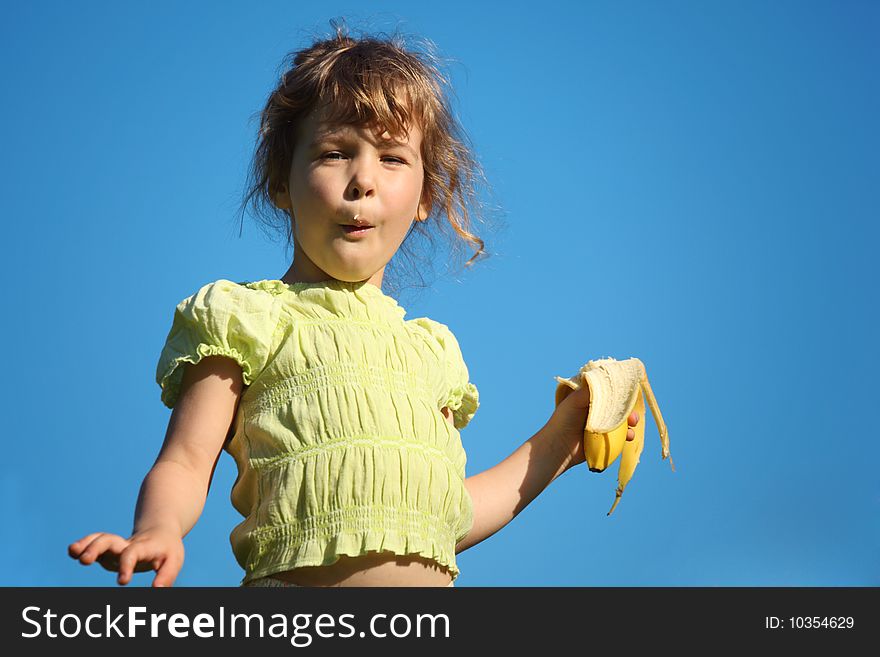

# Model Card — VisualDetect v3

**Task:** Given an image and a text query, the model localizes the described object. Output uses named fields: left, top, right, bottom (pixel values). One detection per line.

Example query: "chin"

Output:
left=319, top=253, right=384, bottom=284
left=327, top=268, right=376, bottom=283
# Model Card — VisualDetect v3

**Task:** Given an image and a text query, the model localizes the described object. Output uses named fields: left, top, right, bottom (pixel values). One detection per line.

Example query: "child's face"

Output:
left=275, top=105, right=428, bottom=288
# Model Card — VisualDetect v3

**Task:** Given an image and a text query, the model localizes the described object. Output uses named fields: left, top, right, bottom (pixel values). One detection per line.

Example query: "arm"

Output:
left=133, top=355, right=244, bottom=537
left=454, top=420, right=570, bottom=554
left=452, top=383, right=639, bottom=554
left=69, top=355, right=243, bottom=586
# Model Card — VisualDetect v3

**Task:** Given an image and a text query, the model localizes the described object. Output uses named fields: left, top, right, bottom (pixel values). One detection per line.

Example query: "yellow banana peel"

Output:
left=554, top=357, right=673, bottom=515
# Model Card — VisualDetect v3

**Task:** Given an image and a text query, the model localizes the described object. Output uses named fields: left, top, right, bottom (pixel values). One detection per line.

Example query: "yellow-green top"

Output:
left=155, top=279, right=479, bottom=584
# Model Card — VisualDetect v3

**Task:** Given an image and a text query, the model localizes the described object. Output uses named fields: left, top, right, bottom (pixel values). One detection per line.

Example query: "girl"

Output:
left=68, top=23, right=638, bottom=588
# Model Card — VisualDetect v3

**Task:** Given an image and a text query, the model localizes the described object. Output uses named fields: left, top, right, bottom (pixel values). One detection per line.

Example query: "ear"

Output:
left=273, top=184, right=291, bottom=210
left=416, top=189, right=432, bottom=222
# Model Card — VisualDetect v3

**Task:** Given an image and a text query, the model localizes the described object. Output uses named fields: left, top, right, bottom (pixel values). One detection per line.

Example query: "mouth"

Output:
left=340, top=224, right=374, bottom=235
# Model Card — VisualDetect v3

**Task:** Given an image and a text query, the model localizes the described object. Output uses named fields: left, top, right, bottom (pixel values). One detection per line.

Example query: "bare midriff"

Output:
left=269, top=552, right=454, bottom=587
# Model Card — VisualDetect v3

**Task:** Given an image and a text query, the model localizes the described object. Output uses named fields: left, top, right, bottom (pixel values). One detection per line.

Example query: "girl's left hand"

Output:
left=548, top=383, right=639, bottom=473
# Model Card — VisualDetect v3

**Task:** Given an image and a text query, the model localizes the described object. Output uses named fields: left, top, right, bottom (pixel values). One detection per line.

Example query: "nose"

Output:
left=346, top=157, right=377, bottom=201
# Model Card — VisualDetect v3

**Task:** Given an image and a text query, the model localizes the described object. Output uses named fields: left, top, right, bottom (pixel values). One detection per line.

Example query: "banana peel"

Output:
left=554, top=357, right=673, bottom=515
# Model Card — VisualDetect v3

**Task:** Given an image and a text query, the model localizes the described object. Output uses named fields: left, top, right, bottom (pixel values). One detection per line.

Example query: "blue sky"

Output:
left=2, top=0, right=876, bottom=586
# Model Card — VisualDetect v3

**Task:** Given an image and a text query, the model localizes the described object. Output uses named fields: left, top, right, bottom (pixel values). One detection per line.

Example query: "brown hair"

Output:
left=237, top=19, right=495, bottom=296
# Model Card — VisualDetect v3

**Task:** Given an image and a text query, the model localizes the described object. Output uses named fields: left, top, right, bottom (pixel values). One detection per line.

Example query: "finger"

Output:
left=626, top=428, right=635, bottom=441
left=117, top=543, right=165, bottom=584
left=77, top=534, right=116, bottom=565
left=80, top=535, right=128, bottom=569
left=116, top=546, right=147, bottom=585
left=152, top=554, right=182, bottom=588
left=69, top=533, right=107, bottom=557
left=628, top=411, right=639, bottom=426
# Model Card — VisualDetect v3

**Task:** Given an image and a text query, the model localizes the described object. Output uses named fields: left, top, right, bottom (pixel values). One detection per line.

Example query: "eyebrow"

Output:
left=311, top=131, right=419, bottom=159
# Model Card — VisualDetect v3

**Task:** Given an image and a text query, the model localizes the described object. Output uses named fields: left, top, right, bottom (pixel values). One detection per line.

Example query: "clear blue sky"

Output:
left=2, top=0, right=876, bottom=586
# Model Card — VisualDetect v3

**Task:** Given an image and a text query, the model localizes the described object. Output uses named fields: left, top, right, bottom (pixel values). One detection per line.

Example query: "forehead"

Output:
left=298, top=105, right=422, bottom=149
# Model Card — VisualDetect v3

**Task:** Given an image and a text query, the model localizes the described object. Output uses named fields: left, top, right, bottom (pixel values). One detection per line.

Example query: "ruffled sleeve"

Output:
left=414, top=318, right=480, bottom=430
left=155, top=280, right=277, bottom=409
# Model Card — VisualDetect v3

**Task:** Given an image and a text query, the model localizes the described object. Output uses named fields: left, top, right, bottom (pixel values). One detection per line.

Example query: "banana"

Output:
left=554, top=357, right=673, bottom=515
left=608, top=385, right=647, bottom=516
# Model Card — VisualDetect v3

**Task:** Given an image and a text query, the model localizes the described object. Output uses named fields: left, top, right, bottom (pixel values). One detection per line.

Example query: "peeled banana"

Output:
left=554, top=357, right=673, bottom=515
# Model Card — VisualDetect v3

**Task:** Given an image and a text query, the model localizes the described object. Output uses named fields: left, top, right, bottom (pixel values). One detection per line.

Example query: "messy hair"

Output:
left=237, top=19, right=493, bottom=296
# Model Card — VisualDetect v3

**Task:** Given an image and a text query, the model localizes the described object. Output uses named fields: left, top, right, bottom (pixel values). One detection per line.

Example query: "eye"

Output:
left=382, top=156, right=406, bottom=165
left=321, top=151, right=346, bottom=160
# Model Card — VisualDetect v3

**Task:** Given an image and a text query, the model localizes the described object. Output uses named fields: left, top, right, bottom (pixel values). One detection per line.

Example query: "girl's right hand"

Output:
left=68, top=527, right=185, bottom=587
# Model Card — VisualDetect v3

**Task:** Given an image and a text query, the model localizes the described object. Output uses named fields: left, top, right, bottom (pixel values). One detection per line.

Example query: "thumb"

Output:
left=552, top=380, right=591, bottom=434
left=561, top=380, right=591, bottom=410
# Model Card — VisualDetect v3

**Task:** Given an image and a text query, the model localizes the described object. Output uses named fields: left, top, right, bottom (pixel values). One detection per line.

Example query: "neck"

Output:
left=279, top=244, right=385, bottom=290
